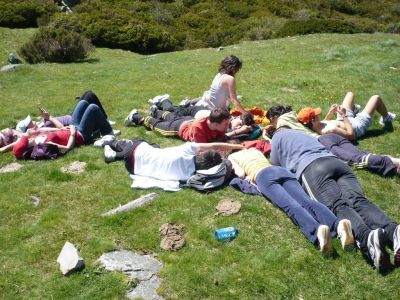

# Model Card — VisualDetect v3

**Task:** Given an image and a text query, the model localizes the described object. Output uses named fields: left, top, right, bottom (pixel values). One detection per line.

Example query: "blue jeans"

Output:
left=71, top=100, right=112, bottom=144
left=255, top=166, right=338, bottom=244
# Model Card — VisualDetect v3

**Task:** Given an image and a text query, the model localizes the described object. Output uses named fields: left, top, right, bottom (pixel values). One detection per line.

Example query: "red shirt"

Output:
left=178, top=117, right=225, bottom=143
left=45, top=129, right=84, bottom=146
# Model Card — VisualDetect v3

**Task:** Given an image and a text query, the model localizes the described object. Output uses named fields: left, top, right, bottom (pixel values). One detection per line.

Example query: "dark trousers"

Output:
left=143, top=115, right=193, bottom=137
left=80, top=90, right=108, bottom=119
left=256, top=166, right=338, bottom=244
left=301, top=156, right=397, bottom=255
left=153, top=106, right=205, bottom=120
left=318, top=133, right=395, bottom=176
left=71, top=100, right=112, bottom=144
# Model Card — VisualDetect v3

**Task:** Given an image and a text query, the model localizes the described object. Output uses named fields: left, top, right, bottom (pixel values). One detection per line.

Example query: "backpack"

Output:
left=23, top=143, right=60, bottom=160
left=182, top=160, right=233, bottom=192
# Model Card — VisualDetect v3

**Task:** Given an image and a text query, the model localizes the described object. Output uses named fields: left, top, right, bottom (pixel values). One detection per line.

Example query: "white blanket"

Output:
left=130, top=174, right=181, bottom=192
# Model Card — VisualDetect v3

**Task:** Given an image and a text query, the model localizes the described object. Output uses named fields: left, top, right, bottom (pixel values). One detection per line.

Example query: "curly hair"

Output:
left=219, top=55, right=242, bottom=76
left=194, top=150, right=222, bottom=170
left=240, top=112, right=255, bottom=126
left=208, top=108, right=230, bottom=123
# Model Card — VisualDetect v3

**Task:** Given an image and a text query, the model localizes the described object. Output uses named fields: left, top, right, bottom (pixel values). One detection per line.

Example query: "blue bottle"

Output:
left=214, top=227, right=239, bottom=241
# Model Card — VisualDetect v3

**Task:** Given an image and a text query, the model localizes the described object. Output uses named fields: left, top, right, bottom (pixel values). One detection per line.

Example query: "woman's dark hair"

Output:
left=266, top=104, right=292, bottom=120
left=194, top=150, right=222, bottom=170
left=240, top=112, right=255, bottom=126
left=208, top=108, right=230, bottom=123
left=219, top=55, right=242, bottom=76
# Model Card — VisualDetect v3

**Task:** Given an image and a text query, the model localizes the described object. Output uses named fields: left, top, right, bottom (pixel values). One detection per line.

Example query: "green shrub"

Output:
left=0, top=0, right=57, bottom=28
left=19, top=26, right=94, bottom=63
left=276, top=19, right=363, bottom=37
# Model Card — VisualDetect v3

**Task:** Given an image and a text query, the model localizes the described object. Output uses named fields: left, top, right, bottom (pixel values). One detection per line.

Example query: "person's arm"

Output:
left=45, top=125, right=76, bottom=151
left=225, top=125, right=253, bottom=138
left=197, top=142, right=245, bottom=152
left=226, top=76, right=245, bottom=113
left=327, top=118, right=355, bottom=140
left=13, top=135, right=29, bottom=159
left=0, top=140, right=18, bottom=153
left=227, top=153, right=246, bottom=178
left=324, top=104, right=338, bottom=120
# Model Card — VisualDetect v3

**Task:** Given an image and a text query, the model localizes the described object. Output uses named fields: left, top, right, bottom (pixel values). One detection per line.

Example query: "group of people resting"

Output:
left=1, top=55, right=399, bottom=274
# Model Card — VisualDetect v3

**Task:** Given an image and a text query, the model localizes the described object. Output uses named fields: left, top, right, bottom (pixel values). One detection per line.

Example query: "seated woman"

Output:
left=182, top=55, right=245, bottom=113
left=228, top=147, right=354, bottom=257
left=12, top=100, right=114, bottom=159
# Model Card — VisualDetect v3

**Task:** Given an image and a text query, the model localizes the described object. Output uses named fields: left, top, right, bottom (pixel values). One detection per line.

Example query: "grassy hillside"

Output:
left=0, top=27, right=400, bottom=299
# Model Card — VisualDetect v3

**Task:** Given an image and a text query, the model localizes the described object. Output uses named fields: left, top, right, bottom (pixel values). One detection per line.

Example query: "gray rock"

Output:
left=98, top=249, right=164, bottom=299
left=1, top=64, right=23, bottom=73
left=56, top=241, right=85, bottom=275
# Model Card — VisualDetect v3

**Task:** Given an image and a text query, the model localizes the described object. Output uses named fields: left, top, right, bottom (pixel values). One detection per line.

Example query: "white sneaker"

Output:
left=393, top=225, right=400, bottom=267
left=367, top=228, right=390, bottom=273
left=108, top=120, right=116, bottom=125
left=317, top=225, right=333, bottom=258
left=379, top=112, right=396, bottom=126
left=124, top=109, right=138, bottom=127
left=93, top=135, right=115, bottom=147
left=337, top=219, right=355, bottom=251
left=104, top=145, right=116, bottom=163
left=112, top=129, right=121, bottom=136
left=148, top=94, right=170, bottom=105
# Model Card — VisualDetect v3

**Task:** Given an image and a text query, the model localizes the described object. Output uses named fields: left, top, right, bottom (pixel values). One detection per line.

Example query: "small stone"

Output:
left=0, top=162, right=23, bottom=173
left=29, top=194, right=41, bottom=207
left=215, top=199, right=241, bottom=216
left=1, top=64, right=23, bottom=72
left=60, top=161, right=86, bottom=174
left=56, top=241, right=85, bottom=275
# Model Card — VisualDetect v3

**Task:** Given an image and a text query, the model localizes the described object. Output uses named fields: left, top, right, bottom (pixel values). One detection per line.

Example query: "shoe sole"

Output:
left=318, top=226, right=333, bottom=258
left=339, top=220, right=355, bottom=251
left=372, top=230, right=391, bottom=273
left=124, top=110, right=138, bottom=127
left=394, top=248, right=400, bottom=267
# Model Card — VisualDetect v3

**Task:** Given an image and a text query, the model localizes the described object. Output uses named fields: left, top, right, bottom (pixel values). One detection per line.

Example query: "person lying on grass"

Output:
left=99, top=137, right=244, bottom=182
left=269, top=127, right=400, bottom=274
left=299, top=91, right=396, bottom=141
left=265, top=104, right=400, bottom=176
left=228, top=146, right=354, bottom=257
left=13, top=100, right=115, bottom=159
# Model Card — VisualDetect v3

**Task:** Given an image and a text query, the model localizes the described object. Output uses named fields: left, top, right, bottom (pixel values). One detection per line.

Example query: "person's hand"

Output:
left=39, top=108, right=50, bottom=120
left=337, top=105, right=346, bottom=117
left=329, top=104, right=338, bottom=113
left=69, top=125, right=76, bottom=135
left=26, top=128, right=37, bottom=137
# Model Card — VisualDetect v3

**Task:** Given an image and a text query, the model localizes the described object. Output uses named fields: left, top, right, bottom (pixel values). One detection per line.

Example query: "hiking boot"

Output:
left=104, top=145, right=116, bottom=163
left=379, top=112, right=396, bottom=126
left=93, top=135, right=115, bottom=148
left=317, top=225, right=333, bottom=258
left=367, top=228, right=391, bottom=273
left=124, top=109, right=138, bottom=127
left=337, top=219, right=355, bottom=251
left=393, top=225, right=400, bottom=267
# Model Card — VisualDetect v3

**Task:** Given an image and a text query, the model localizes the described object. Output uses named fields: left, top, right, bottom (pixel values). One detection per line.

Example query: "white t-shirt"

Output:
left=134, top=142, right=200, bottom=181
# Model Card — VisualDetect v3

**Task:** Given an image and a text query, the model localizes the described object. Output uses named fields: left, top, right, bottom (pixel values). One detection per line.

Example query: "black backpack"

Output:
left=181, top=160, right=233, bottom=192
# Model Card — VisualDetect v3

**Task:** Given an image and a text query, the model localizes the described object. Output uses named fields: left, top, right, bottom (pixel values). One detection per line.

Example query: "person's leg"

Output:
left=76, top=104, right=113, bottom=143
left=256, top=167, right=326, bottom=244
left=301, top=157, right=372, bottom=255
left=143, top=115, right=191, bottom=137
left=341, top=91, right=357, bottom=112
left=361, top=95, right=388, bottom=117
left=71, top=100, right=90, bottom=125
left=80, top=90, right=108, bottom=119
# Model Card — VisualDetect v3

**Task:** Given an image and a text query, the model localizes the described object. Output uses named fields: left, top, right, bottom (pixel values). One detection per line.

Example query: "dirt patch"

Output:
left=0, top=162, right=23, bottom=173
left=215, top=198, right=241, bottom=216
left=159, top=223, right=186, bottom=251
left=61, top=161, right=86, bottom=174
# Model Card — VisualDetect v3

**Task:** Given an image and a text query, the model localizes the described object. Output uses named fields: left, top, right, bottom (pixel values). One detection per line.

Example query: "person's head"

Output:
left=194, top=150, right=222, bottom=170
left=219, top=55, right=242, bottom=76
left=208, top=108, right=231, bottom=132
left=266, top=104, right=293, bottom=127
left=297, top=107, right=322, bottom=130
left=240, top=112, right=255, bottom=126
left=0, top=128, right=17, bottom=147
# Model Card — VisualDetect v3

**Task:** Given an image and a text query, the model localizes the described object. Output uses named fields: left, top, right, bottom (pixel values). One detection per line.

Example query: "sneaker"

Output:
left=367, top=228, right=391, bottom=273
left=148, top=94, right=170, bottom=105
left=337, top=219, right=355, bottom=251
left=124, top=109, right=138, bottom=127
left=93, top=135, right=115, bottom=148
left=150, top=104, right=158, bottom=117
left=112, top=129, right=121, bottom=136
left=108, top=120, right=116, bottom=125
left=179, top=98, right=190, bottom=107
left=393, top=225, right=400, bottom=267
left=379, top=112, right=396, bottom=126
left=104, top=145, right=116, bottom=163
left=317, top=225, right=333, bottom=258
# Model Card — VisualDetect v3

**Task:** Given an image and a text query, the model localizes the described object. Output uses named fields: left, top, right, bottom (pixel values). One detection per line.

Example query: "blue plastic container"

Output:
left=214, top=227, right=239, bottom=242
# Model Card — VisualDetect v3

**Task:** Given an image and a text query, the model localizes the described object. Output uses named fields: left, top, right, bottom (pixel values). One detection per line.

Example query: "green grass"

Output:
left=1, top=27, right=400, bottom=299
